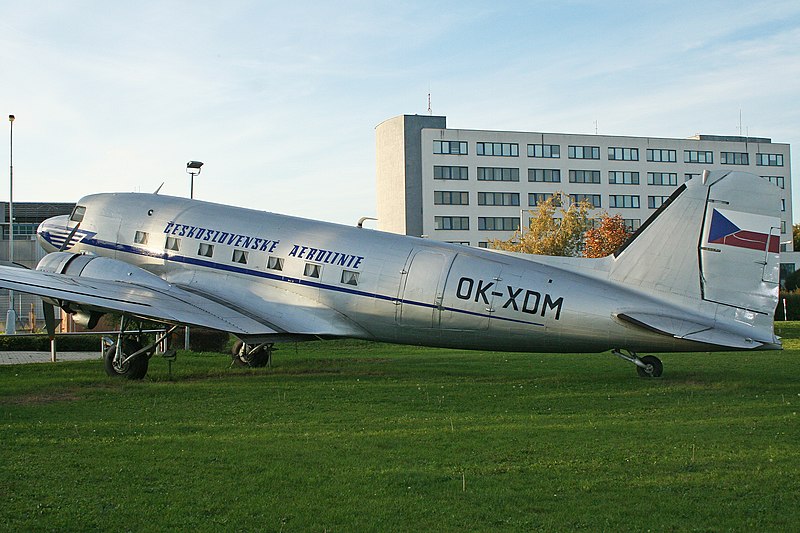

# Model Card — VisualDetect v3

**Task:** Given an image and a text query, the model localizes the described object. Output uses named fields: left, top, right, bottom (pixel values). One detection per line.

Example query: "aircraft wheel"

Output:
left=231, top=341, right=272, bottom=368
left=104, top=339, right=150, bottom=379
left=636, top=355, right=663, bottom=378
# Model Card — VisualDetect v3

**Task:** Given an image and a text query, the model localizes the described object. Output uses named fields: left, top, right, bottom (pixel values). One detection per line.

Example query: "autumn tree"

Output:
left=793, top=223, right=800, bottom=252
left=489, top=194, right=591, bottom=256
left=583, top=213, right=631, bottom=258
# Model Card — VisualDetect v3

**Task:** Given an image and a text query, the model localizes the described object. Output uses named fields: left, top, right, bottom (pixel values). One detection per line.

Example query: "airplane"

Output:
left=0, top=169, right=783, bottom=379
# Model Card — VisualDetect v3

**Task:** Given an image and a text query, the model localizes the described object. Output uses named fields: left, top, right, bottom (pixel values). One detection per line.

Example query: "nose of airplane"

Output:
left=37, top=215, right=72, bottom=252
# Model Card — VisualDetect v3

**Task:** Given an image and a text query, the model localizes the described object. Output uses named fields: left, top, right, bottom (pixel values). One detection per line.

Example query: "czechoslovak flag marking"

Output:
left=708, top=208, right=779, bottom=253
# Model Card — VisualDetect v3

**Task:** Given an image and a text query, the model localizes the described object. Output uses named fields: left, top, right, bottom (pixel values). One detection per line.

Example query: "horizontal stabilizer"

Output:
left=616, top=312, right=771, bottom=349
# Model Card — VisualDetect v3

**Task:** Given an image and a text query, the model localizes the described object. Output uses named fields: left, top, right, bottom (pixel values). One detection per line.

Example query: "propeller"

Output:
left=43, top=301, right=56, bottom=340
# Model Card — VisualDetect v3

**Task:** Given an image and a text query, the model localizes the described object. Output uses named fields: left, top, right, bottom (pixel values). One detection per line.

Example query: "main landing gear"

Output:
left=231, top=340, right=274, bottom=368
left=104, top=315, right=178, bottom=380
left=612, top=349, right=663, bottom=378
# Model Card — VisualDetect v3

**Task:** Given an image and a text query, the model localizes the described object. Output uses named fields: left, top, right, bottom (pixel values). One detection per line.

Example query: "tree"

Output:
left=793, top=223, right=800, bottom=252
left=489, top=194, right=591, bottom=256
left=583, top=213, right=631, bottom=258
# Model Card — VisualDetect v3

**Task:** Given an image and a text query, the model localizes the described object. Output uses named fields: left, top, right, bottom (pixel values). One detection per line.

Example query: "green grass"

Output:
left=2, top=326, right=800, bottom=532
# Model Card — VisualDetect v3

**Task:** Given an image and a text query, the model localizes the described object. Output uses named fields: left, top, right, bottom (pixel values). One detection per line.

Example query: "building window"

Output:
left=609, top=195, right=640, bottom=208
left=134, top=231, right=149, bottom=245
left=529, top=193, right=559, bottom=206
left=477, top=242, right=490, bottom=248
left=608, top=171, right=639, bottom=185
left=756, top=153, right=784, bottom=166
left=685, top=150, right=713, bottom=164
left=623, top=219, right=641, bottom=232
left=568, top=145, right=600, bottom=159
left=646, top=149, right=676, bottom=163
left=434, top=191, right=469, bottom=205
left=647, top=196, right=671, bottom=209
left=781, top=221, right=787, bottom=233
left=478, top=192, right=520, bottom=206
left=341, top=270, right=359, bottom=286
left=569, top=194, right=601, bottom=208
left=165, top=236, right=181, bottom=251
left=477, top=142, right=519, bottom=157
left=569, top=170, right=601, bottom=184
left=528, top=168, right=561, bottom=182
left=433, top=140, right=467, bottom=155
left=232, top=249, right=248, bottom=264
left=762, top=176, right=785, bottom=189
left=198, top=243, right=214, bottom=257
left=433, top=166, right=468, bottom=180
left=434, top=216, right=469, bottom=230
left=608, top=147, right=639, bottom=161
left=304, top=263, right=321, bottom=278
left=446, top=241, right=470, bottom=246
left=647, top=172, right=678, bottom=186
left=478, top=217, right=520, bottom=231
left=685, top=173, right=700, bottom=182
left=267, top=256, right=284, bottom=271
left=721, top=152, right=749, bottom=165
left=478, top=167, right=519, bottom=181
left=781, top=199, right=786, bottom=212
left=527, top=144, right=560, bottom=158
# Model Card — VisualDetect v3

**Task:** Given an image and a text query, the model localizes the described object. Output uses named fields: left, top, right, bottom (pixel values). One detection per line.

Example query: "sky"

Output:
left=1, top=0, right=799, bottom=225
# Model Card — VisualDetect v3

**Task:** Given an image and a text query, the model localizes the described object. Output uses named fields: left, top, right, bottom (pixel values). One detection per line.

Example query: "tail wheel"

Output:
left=231, top=340, right=272, bottom=368
left=636, top=355, right=663, bottom=378
left=104, top=339, right=150, bottom=379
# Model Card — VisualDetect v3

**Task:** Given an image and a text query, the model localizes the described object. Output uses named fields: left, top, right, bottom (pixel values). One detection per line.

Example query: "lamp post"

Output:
left=184, top=160, right=203, bottom=350
left=5, top=115, right=15, bottom=334
left=186, top=160, right=203, bottom=199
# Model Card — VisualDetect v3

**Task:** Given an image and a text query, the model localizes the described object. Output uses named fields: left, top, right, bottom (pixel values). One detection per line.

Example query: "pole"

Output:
left=5, top=115, right=15, bottom=335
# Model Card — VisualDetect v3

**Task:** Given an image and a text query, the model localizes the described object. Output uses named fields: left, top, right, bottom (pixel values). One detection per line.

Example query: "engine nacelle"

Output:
left=36, top=252, right=171, bottom=291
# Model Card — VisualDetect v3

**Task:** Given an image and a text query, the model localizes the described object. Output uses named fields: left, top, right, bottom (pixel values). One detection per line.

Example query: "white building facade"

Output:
left=376, top=114, right=795, bottom=275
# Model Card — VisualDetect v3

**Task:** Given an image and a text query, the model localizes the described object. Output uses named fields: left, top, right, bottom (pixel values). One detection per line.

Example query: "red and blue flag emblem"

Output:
left=708, top=209, right=779, bottom=253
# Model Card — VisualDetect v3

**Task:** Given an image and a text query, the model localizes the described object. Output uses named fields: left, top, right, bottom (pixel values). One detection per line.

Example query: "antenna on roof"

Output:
left=153, top=182, right=165, bottom=194
left=427, top=91, right=432, bottom=115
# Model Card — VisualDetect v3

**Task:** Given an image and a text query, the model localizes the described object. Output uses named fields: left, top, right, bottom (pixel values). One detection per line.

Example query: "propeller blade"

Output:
left=43, top=301, right=56, bottom=340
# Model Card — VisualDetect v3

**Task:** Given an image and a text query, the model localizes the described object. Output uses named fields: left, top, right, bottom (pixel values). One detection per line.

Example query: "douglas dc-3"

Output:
left=0, top=170, right=783, bottom=379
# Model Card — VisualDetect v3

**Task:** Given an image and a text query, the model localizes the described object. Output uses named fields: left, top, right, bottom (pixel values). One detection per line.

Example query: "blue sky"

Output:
left=1, top=1, right=798, bottom=224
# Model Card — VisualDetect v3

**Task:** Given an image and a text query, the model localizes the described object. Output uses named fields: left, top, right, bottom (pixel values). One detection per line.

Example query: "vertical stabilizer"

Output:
left=609, top=171, right=781, bottom=345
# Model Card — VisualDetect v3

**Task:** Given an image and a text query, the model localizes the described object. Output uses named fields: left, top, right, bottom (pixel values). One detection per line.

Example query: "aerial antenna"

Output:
left=738, top=109, right=742, bottom=135
left=427, top=90, right=432, bottom=115
left=153, top=182, right=165, bottom=194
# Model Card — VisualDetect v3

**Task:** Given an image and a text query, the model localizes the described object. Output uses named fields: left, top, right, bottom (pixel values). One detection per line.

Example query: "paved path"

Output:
left=0, top=351, right=102, bottom=365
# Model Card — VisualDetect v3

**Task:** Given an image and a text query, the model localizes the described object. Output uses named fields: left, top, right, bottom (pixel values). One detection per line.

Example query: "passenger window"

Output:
left=341, top=270, right=359, bottom=286
left=165, top=236, right=181, bottom=251
left=134, top=231, right=148, bottom=245
left=304, top=263, right=321, bottom=278
left=198, top=243, right=214, bottom=257
left=267, top=256, right=284, bottom=271
left=232, top=249, right=248, bottom=264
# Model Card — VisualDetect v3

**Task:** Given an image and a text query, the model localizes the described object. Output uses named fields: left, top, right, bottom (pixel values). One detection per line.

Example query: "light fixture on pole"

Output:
left=5, top=114, right=15, bottom=335
left=186, top=160, right=203, bottom=199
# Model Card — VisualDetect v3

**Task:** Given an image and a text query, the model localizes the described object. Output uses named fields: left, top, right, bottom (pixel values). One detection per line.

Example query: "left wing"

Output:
left=0, top=265, right=278, bottom=335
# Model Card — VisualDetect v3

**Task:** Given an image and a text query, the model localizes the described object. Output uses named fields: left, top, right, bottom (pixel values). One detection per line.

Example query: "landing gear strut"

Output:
left=612, top=349, right=663, bottom=378
left=104, top=315, right=178, bottom=380
left=231, top=340, right=273, bottom=368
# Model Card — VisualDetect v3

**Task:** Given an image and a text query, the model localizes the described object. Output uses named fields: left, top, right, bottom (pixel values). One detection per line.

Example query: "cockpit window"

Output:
left=70, top=205, right=86, bottom=223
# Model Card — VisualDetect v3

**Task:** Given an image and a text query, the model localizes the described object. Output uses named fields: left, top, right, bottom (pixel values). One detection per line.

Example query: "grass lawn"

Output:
left=2, top=324, right=800, bottom=531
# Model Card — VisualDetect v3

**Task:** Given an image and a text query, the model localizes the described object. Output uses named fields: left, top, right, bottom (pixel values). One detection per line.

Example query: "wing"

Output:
left=0, top=264, right=278, bottom=335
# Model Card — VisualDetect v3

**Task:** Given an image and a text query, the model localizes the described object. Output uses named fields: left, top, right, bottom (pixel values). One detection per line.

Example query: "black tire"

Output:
left=104, top=339, right=150, bottom=379
left=231, top=341, right=272, bottom=368
left=636, top=355, right=663, bottom=378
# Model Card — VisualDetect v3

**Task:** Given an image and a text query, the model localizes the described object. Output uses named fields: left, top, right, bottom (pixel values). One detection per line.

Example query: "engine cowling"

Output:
left=37, top=252, right=171, bottom=290
left=36, top=252, right=173, bottom=328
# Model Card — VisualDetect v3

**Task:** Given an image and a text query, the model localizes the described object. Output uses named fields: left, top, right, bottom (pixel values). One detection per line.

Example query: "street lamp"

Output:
left=5, top=115, right=15, bottom=334
left=186, top=160, right=203, bottom=199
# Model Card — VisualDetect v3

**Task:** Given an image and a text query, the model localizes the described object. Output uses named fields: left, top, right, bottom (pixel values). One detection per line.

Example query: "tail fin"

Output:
left=610, top=170, right=781, bottom=348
